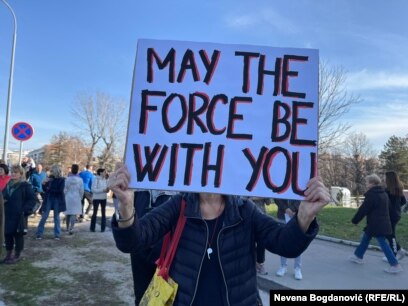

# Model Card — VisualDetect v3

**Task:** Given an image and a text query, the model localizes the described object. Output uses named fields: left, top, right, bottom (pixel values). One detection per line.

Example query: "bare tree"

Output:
left=319, top=151, right=349, bottom=188
left=96, top=93, right=128, bottom=170
left=71, top=91, right=128, bottom=166
left=43, top=132, right=89, bottom=172
left=71, top=92, right=101, bottom=165
left=343, top=132, right=378, bottom=198
left=318, top=61, right=362, bottom=153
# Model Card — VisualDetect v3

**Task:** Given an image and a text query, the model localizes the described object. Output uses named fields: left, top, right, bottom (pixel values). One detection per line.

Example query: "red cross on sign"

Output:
left=11, top=122, right=34, bottom=141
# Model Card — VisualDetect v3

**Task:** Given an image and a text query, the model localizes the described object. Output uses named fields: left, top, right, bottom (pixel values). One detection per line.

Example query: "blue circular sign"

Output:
left=11, top=122, right=34, bottom=141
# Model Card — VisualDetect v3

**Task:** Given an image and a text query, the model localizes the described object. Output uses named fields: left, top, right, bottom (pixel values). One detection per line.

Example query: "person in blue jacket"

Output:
left=35, top=165, right=66, bottom=240
left=79, top=164, right=94, bottom=221
left=109, top=165, right=330, bottom=306
left=29, top=164, right=47, bottom=215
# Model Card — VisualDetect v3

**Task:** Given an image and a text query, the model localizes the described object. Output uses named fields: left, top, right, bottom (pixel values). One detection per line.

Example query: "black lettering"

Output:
left=162, top=93, right=188, bottom=133
left=133, top=143, right=168, bottom=182
left=235, top=51, right=260, bottom=93
left=201, top=142, right=224, bottom=187
left=226, top=96, right=253, bottom=140
left=147, top=47, right=176, bottom=83
left=282, top=55, right=308, bottom=98
left=140, top=90, right=166, bottom=134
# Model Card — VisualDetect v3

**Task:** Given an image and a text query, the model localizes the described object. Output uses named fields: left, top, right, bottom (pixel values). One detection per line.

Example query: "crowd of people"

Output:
left=0, top=158, right=111, bottom=264
left=0, top=156, right=406, bottom=304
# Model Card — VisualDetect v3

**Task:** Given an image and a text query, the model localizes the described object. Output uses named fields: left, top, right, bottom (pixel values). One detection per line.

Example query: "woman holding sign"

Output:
left=110, top=164, right=330, bottom=306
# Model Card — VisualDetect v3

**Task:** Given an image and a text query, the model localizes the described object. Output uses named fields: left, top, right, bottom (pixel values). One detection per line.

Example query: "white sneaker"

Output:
left=276, top=266, right=287, bottom=277
left=348, top=254, right=364, bottom=264
left=294, top=268, right=303, bottom=280
left=384, top=264, right=403, bottom=274
left=382, top=256, right=388, bottom=262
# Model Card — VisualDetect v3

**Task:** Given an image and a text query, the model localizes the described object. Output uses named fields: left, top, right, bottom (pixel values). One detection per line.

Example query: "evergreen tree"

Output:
left=379, top=135, right=408, bottom=185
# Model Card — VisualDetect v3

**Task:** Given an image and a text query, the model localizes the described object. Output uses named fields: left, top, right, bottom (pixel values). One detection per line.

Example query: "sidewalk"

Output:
left=257, top=236, right=407, bottom=291
left=103, top=200, right=407, bottom=291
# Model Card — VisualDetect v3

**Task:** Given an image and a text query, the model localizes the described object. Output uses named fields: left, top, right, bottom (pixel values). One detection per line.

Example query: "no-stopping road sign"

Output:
left=11, top=122, right=34, bottom=141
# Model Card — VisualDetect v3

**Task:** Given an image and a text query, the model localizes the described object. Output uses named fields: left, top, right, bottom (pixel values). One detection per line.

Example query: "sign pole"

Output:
left=19, top=140, right=23, bottom=165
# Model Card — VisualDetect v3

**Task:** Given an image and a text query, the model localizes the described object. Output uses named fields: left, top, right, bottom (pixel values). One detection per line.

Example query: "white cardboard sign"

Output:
left=125, top=39, right=319, bottom=199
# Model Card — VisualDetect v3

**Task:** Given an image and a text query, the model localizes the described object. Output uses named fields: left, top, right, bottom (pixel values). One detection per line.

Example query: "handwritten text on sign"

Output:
left=125, top=39, right=319, bottom=199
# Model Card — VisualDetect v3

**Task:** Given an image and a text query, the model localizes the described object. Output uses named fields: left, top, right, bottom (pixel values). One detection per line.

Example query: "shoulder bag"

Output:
left=139, top=199, right=186, bottom=306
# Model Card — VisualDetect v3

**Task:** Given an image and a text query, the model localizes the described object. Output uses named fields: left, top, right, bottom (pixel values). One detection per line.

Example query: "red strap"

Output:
left=157, top=199, right=186, bottom=280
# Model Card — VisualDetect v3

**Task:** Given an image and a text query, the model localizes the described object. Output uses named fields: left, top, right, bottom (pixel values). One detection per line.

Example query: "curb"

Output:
left=257, top=234, right=407, bottom=292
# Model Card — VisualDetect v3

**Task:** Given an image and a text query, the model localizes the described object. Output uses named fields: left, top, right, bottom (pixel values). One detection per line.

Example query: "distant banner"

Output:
left=125, top=39, right=319, bottom=199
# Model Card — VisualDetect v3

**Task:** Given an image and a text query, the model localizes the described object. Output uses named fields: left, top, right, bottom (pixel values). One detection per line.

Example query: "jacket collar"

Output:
left=183, top=193, right=243, bottom=226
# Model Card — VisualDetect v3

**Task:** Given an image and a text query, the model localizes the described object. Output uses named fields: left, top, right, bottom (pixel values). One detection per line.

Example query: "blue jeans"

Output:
left=280, top=213, right=302, bottom=269
left=36, top=199, right=61, bottom=238
left=354, top=232, right=398, bottom=266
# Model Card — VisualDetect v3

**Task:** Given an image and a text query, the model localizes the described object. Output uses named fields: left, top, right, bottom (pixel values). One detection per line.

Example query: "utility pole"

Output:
left=1, top=0, right=17, bottom=163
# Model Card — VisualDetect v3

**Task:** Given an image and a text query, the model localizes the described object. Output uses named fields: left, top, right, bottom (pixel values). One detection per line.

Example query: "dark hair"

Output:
left=385, top=171, right=404, bottom=197
left=0, top=163, right=9, bottom=175
left=96, top=168, right=105, bottom=176
left=71, top=164, right=79, bottom=175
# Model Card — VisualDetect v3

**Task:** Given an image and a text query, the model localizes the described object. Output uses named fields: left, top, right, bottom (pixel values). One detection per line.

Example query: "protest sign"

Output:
left=124, top=39, right=319, bottom=199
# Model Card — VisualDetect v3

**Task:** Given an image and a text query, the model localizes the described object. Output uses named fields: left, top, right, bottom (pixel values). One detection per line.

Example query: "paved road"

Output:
left=104, top=200, right=406, bottom=305
left=257, top=236, right=407, bottom=292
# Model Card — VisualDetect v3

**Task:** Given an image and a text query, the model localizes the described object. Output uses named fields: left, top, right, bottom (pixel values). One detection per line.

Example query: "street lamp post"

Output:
left=1, top=0, right=17, bottom=164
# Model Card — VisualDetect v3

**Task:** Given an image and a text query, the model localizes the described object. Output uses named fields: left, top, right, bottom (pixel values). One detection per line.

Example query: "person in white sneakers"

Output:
left=274, top=198, right=303, bottom=280
left=349, top=174, right=403, bottom=274
left=384, top=171, right=407, bottom=261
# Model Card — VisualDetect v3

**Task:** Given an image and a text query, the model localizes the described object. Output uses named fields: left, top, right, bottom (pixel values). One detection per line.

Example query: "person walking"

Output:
left=29, top=164, right=47, bottom=215
left=90, top=168, right=109, bottom=232
left=348, top=174, right=403, bottom=273
left=110, top=165, right=330, bottom=306
left=384, top=170, right=407, bottom=260
left=35, top=165, right=66, bottom=240
left=64, top=164, right=84, bottom=235
left=79, top=164, right=94, bottom=221
left=274, top=198, right=303, bottom=280
left=1, top=165, right=36, bottom=264
left=128, top=189, right=176, bottom=305
left=0, top=192, right=4, bottom=258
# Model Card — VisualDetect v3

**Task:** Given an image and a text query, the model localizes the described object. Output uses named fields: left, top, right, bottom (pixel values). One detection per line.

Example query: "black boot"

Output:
left=0, top=250, right=13, bottom=264
left=6, top=251, right=21, bottom=264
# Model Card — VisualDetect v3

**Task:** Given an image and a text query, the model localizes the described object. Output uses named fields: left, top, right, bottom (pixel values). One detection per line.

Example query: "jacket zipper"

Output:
left=189, top=217, right=209, bottom=306
left=216, top=220, right=241, bottom=306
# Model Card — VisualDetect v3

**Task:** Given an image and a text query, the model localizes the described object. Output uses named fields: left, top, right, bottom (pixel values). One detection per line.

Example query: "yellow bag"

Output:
left=139, top=199, right=186, bottom=306
left=138, top=268, right=178, bottom=306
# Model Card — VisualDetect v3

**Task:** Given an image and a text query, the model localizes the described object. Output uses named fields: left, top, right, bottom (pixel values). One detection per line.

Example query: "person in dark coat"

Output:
left=0, top=192, right=4, bottom=258
left=349, top=174, right=403, bottom=274
left=1, top=165, right=36, bottom=264
left=35, top=164, right=66, bottom=240
left=384, top=171, right=407, bottom=260
left=109, top=165, right=330, bottom=306
left=129, top=190, right=176, bottom=305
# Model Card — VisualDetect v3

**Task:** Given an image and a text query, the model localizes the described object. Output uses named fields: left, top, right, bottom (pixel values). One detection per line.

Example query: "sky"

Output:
left=1, top=0, right=407, bottom=154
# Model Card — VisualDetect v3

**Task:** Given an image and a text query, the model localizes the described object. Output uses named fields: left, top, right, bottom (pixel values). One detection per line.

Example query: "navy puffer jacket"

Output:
left=113, top=193, right=318, bottom=306
left=352, top=186, right=392, bottom=236
left=3, top=181, right=36, bottom=234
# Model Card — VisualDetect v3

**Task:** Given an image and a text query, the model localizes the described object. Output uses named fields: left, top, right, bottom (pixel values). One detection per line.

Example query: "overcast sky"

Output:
left=0, top=0, right=407, bottom=153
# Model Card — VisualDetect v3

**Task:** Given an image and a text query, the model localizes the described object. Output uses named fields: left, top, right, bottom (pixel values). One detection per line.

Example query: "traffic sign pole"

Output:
left=19, top=141, right=23, bottom=164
